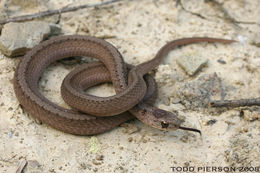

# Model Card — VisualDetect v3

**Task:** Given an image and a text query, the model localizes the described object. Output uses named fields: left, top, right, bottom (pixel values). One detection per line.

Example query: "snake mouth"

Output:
left=179, top=126, right=201, bottom=135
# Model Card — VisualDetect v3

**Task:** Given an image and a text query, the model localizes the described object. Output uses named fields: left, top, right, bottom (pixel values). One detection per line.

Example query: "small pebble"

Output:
left=180, top=135, right=188, bottom=143
left=142, top=139, right=148, bottom=143
left=0, top=21, right=60, bottom=57
left=217, top=59, right=226, bottom=64
left=92, top=159, right=101, bottom=165
left=95, top=155, right=104, bottom=161
left=128, top=137, right=133, bottom=142
left=206, top=119, right=217, bottom=125
left=176, top=53, right=208, bottom=76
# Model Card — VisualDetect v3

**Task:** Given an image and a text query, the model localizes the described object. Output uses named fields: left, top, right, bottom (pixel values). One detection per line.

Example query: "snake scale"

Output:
left=13, top=35, right=234, bottom=135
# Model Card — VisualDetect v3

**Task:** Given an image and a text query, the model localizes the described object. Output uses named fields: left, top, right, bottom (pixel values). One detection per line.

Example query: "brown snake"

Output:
left=13, top=35, right=234, bottom=135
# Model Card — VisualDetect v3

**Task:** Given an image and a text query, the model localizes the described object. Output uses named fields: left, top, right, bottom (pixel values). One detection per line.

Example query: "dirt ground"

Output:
left=0, top=0, right=259, bottom=172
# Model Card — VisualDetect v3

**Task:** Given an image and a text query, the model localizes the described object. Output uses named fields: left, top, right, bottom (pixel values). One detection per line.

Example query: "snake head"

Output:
left=152, top=109, right=201, bottom=134
left=137, top=103, right=201, bottom=134
left=152, top=109, right=182, bottom=130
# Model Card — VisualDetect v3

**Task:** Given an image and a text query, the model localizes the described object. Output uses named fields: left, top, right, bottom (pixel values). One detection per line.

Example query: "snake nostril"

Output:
left=140, top=109, right=147, bottom=115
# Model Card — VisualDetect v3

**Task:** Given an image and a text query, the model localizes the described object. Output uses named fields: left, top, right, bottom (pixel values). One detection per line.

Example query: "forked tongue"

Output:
left=179, top=126, right=201, bottom=135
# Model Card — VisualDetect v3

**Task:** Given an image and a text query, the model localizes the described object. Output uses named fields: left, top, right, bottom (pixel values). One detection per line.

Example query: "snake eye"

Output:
left=161, top=121, right=169, bottom=128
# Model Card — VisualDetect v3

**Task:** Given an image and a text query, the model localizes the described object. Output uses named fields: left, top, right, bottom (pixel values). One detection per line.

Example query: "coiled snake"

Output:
left=13, top=35, right=234, bottom=135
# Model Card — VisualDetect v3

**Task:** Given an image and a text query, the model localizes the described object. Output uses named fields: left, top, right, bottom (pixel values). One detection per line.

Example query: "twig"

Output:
left=176, top=0, right=207, bottom=20
left=16, top=159, right=27, bottom=173
left=205, top=0, right=259, bottom=26
left=210, top=98, right=260, bottom=108
left=0, top=0, right=122, bottom=25
left=177, top=0, right=259, bottom=26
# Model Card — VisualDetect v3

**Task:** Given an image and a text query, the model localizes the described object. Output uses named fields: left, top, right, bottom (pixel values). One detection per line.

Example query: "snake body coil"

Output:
left=14, top=35, right=234, bottom=135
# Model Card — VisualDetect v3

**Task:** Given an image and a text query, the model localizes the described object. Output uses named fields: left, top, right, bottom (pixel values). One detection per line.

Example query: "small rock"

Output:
left=128, top=137, right=133, bottom=142
left=23, top=160, right=43, bottom=173
left=0, top=21, right=60, bottom=57
left=217, top=59, right=226, bottom=64
left=176, top=73, right=225, bottom=109
left=49, top=23, right=61, bottom=36
left=92, top=159, right=102, bottom=165
left=177, top=53, right=208, bottom=76
left=206, top=119, right=217, bottom=125
left=95, top=155, right=104, bottom=161
left=180, top=135, right=188, bottom=143
left=142, top=138, right=148, bottom=143
left=242, top=110, right=259, bottom=121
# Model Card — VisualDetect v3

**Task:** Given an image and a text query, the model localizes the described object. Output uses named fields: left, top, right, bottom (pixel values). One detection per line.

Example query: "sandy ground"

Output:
left=0, top=0, right=259, bottom=172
